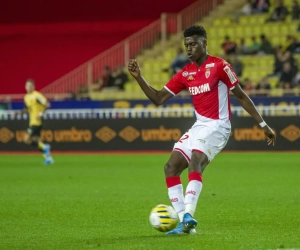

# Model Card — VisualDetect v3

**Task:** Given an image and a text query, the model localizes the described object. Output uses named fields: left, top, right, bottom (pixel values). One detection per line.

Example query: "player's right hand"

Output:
left=128, top=59, right=141, bottom=78
left=263, top=125, right=276, bottom=146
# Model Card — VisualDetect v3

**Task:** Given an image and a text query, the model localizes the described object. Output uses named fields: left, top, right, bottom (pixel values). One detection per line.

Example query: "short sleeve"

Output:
left=218, top=61, right=239, bottom=90
left=36, top=93, right=47, bottom=105
left=164, top=71, right=186, bottom=95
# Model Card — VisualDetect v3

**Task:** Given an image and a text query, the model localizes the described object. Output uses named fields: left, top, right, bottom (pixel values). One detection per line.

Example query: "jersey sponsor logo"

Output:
left=186, top=190, right=196, bottom=195
left=205, top=63, right=215, bottom=68
left=189, top=83, right=211, bottom=95
left=170, top=198, right=178, bottom=202
left=223, top=65, right=237, bottom=84
left=182, top=71, right=196, bottom=77
left=182, top=71, right=188, bottom=77
left=187, top=75, right=195, bottom=81
left=205, top=69, right=210, bottom=78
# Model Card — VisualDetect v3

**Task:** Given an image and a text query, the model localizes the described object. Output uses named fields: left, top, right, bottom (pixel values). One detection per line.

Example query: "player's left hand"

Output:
left=263, top=125, right=276, bottom=146
left=36, top=115, right=42, bottom=121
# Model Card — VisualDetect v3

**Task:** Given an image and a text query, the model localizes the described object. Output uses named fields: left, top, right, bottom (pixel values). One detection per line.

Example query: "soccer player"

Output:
left=15, top=79, right=54, bottom=165
left=128, top=25, right=276, bottom=234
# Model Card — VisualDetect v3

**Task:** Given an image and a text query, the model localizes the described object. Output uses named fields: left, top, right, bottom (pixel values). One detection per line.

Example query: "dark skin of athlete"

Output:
left=128, top=35, right=276, bottom=178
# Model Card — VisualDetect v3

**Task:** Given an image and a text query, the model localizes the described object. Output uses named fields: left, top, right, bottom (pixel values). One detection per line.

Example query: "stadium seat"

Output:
left=226, top=26, right=236, bottom=39
left=235, top=25, right=245, bottom=38
left=152, top=74, right=162, bottom=83
left=268, top=77, right=279, bottom=88
left=289, top=22, right=298, bottom=33
left=261, top=24, right=272, bottom=36
left=239, top=16, right=251, bottom=25
left=161, top=72, right=171, bottom=82
left=243, top=26, right=253, bottom=37
left=252, top=26, right=262, bottom=37
left=255, top=14, right=268, bottom=24
left=271, top=36, right=282, bottom=46
left=124, top=82, right=135, bottom=92
left=143, top=61, right=154, bottom=71
left=270, top=88, right=283, bottom=97
left=280, top=24, right=290, bottom=35
left=164, top=50, right=176, bottom=61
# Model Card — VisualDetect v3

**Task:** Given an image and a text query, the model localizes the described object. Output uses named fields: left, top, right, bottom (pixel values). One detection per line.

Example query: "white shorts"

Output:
left=173, top=120, right=231, bottom=162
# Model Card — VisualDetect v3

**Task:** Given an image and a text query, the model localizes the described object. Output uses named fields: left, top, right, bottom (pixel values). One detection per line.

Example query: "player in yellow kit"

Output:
left=15, top=79, right=54, bottom=164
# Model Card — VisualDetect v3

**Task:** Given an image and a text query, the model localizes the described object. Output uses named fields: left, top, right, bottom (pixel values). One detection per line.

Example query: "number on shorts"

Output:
left=178, top=134, right=189, bottom=143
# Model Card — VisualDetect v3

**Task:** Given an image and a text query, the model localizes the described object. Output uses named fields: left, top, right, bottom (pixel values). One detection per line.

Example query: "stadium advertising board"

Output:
left=6, top=96, right=300, bottom=110
left=0, top=117, right=299, bottom=151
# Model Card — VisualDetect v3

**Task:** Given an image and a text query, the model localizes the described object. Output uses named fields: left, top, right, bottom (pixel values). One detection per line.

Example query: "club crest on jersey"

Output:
left=182, top=71, right=188, bottom=77
left=205, top=69, right=210, bottom=78
left=187, top=75, right=195, bottom=81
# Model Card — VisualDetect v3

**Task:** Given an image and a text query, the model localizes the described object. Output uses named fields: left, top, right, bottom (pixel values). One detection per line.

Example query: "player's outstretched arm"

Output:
left=231, top=84, right=276, bottom=146
left=128, top=59, right=173, bottom=106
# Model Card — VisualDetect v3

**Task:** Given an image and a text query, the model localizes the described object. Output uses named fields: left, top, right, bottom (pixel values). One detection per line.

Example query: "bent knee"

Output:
left=164, top=162, right=183, bottom=177
left=192, top=151, right=209, bottom=165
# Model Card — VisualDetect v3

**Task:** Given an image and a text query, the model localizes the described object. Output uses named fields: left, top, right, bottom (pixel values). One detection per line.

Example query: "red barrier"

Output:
left=1, top=0, right=196, bottom=23
left=0, top=0, right=198, bottom=94
left=0, top=21, right=152, bottom=94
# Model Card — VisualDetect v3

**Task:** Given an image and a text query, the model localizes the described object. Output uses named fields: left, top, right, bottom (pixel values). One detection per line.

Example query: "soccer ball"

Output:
left=149, top=204, right=178, bottom=232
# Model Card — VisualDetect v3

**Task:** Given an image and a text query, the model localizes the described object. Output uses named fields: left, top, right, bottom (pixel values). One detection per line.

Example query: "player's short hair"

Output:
left=183, top=25, right=207, bottom=39
left=26, top=79, right=35, bottom=85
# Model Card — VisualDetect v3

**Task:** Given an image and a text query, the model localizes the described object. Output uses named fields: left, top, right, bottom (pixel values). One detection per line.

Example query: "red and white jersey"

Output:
left=164, top=55, right=239, bottom=122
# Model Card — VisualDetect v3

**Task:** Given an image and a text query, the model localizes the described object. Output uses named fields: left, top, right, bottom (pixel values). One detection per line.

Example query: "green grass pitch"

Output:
left=0, top=153, right=299, bottom=250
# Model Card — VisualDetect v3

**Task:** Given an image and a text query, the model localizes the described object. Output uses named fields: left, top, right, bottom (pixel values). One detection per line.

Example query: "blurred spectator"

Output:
left=252, top=0, right=270, bottom=13
left=271, top=47, right=298, bottom=76
left=231, top=55, right=244, bottom=77
left=250, top=36, right=260, bottom=54
left=221, top=36, right=237, bottom=55
left=237, top=38, right=252, bottom=55
left=235, top=0, right=253, bottom=22
left=241, top=78, right=256, bottom=95
left=282, top=82, right=294, bottom=96
left=114, top=66, right=129, bottom=91
left=286, top=37, right=300, bottom=53
left=255, top=77, right=271, bottom=96
left=77, top=85, right=89, bottom=100
left=66, top=91, right=76, bottom=100
left=170, top=48, right=189, bottom=75
left=272, top=46, right=284, bottom=76
left=99, top=66, right=115, bottom=90
left=258, top=34, right=273, bottom=54
left=292, top=0, right=300, bottom=20
left=282, top=35, right=295, bottom=52
left=282, top=51, right=298, bottom=74
left=293, top=69, right=300, bottom=87
left=278, top=62, right=296, bottom=87
left=266, top=0, right=289, bottom=22
left=297, top=22, right=300, bottom=31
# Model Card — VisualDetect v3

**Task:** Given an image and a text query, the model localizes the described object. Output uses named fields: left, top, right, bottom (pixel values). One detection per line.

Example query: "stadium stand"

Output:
left=133, top=0, right=300, bottom=98
left=2, top=0, right=300, bottom=100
